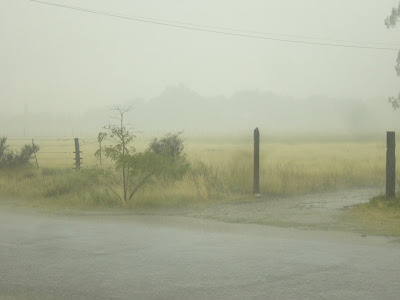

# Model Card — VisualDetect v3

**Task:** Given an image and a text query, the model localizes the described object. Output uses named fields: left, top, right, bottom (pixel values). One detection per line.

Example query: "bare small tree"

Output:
left=103, top=105, right=135, bottom=204
left=101, top=106, right=190, bottom=205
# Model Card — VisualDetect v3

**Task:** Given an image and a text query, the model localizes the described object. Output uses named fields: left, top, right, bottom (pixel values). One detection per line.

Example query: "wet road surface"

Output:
left=1, top=208, right=399, bottom=299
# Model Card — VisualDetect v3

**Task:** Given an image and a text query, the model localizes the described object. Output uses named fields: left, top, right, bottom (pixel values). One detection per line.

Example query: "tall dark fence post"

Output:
left=386, top=131, right=396, bottom=198
left=74, top=138, right=81, bottom=170
left=254, top=127, right=260, bottom=195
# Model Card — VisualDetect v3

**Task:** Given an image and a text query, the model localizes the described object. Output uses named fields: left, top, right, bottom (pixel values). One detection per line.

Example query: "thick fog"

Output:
left=2, top=85, right=400, bottom=136
left=3, top=3, right=400, bottom=299
left=1, top=0, right=399, bottom=134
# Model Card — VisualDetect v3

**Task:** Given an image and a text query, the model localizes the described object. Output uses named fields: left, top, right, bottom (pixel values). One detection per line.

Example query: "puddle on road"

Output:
left=166, top=187, right=382, bottom=228
left=0, top=187, right=384, bottom=238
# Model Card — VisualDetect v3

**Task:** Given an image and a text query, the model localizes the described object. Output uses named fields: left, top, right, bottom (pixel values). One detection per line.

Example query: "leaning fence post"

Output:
left=386, top=131, right=396, bottom=199
left=74, top=138, right=81, bottom=170
left=254, top=127, right=260, bottom=195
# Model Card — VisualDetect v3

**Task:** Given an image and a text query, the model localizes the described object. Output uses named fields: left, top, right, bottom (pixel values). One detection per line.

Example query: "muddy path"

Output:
left=0, top=186, right=383, bottom=234
left=142, top=187, right=382, bottom=232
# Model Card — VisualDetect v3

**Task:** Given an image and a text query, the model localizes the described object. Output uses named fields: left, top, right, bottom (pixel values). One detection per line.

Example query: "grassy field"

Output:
left=1, top=134, right=389, bottom=208
left=3, top=134, right=400, bottom=236
left=187, top=137, right=386, bottom=195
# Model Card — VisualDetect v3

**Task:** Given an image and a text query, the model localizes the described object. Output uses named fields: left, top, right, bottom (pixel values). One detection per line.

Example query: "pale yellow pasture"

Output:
left=4, top=135, right=389, bottom=203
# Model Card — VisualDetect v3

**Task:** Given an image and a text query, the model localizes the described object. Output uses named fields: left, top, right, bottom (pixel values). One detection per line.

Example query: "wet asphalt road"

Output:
left=1, top=208, right=400, bottom=299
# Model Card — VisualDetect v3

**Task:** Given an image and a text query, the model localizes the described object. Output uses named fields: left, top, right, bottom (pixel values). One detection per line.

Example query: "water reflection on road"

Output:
left=0, top=208, right=399, bottom=299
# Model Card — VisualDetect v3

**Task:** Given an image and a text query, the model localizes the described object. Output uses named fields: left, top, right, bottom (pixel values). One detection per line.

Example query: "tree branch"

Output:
left=104, top=183, right=124, bottom=204
left=128, top=172, right=154, bottom=201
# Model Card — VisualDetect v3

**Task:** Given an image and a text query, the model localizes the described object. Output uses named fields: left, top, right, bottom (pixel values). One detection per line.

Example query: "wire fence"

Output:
left=7, top=137, right=108, bottom=169
left=6, top=137, right=149, bottom=169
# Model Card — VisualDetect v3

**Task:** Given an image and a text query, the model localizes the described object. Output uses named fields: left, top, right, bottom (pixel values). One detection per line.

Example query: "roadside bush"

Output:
left=148, top=132, right=190, bottom=179
left=148, top=132, right=185, bottom=158
left=0, top=137, right=39, bottom=168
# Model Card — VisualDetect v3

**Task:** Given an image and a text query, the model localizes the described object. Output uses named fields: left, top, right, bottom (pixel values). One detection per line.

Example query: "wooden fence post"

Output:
left=74, top=138, right=81, bottom=170
left=254, top=127, right=260, bottom=195
left=386, top=131, right=396, bottom=199
left=32, top=139, right=39, bottom=169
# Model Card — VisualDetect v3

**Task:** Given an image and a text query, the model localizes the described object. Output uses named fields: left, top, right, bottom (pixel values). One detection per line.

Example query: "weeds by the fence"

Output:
left=0, top=135, right=389, bottom=211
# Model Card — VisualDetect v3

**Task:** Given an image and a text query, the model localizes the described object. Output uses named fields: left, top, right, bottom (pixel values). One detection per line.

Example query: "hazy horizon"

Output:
left=1, top=85, right=399, bottom=137
left=1, top=0, right=399, bottom=115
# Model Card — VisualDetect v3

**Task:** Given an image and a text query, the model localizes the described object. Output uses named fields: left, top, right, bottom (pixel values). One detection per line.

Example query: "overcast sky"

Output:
left=1, top=0, right=399, bottom=114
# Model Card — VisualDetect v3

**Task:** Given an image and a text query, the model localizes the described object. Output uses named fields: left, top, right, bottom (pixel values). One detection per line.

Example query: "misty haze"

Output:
left=1, top=1, right=400, bottom=299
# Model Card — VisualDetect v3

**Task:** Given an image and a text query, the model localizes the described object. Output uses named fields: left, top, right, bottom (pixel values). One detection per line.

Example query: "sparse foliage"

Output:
left=102, top=105, right=135, bottom=204
left=101, top=107, right=190, bottom=205
left=385, top=3, right=400, bottom=109
left=0, top=137, right=39, bottom=168
left=385, top=3, right=400, bottom=28
left=94, top=132, right=107, bottom=165
left=0, top=137, right=9, bottom=159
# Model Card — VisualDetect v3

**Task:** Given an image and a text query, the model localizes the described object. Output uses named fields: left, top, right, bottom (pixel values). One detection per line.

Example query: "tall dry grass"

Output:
left=0, top=135, right=389, bottom=209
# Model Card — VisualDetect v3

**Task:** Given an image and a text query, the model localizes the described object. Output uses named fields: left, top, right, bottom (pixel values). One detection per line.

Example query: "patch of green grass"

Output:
left=0, top=167, right=118, bottom=209
left=0, top=163, right=225, bottom=210
left=346, top=195, right=400, bottom=236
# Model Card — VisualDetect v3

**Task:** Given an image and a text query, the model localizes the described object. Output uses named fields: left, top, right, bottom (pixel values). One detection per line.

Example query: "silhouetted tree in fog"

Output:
left=386, top=3, right=400, bottom=109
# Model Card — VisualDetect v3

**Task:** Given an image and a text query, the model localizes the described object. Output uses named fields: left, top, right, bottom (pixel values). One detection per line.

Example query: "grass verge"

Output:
left=0, top=164, right=228, bottom=210
left=345, top=195, right=400, bottom=236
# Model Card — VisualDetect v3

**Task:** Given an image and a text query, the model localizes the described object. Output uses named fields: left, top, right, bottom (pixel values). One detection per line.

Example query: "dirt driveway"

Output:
left=150, top=187, right=382, bottom=232
left=1, top=186, right=383, bottom=234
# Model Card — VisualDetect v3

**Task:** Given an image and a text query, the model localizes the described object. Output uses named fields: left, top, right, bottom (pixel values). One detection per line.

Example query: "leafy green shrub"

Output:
left=148, top=132, right=190, bottom=179
left=148, top=132, right=185, bottom=158
left=0, top=137, right=39, bottom=168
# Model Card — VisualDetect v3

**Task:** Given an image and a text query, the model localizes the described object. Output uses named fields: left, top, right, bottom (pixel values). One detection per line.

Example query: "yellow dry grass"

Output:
left=1, top=135, right=389, bottom=208
left=3, top=134, right=400, bottom=236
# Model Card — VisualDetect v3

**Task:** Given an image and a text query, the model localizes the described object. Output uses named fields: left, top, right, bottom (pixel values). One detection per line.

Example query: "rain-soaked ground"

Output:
left=145, top=187, right=383, bottom=230
left=1, top=187, right=400, bottom=299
